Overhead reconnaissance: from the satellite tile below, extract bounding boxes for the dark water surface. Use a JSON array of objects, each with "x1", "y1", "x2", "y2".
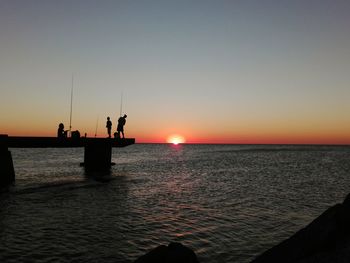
[{"x1": 1, "y1": 144, "x2": 350, "y2": 262}]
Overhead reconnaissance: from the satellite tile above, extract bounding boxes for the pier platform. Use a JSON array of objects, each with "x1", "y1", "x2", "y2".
[
  {"x1": 0, "y1": 135, "x2": 135, "y2": 187},
  {"x1": 5, "y1": 136, "x2": 135, "y2": 148}
]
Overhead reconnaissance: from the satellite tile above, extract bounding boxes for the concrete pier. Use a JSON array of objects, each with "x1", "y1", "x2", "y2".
[
  {"x1": 82, "y1": 140, "x2": 114, "y2": 170},
  {"x1": 0, "y1": 135, "x2": 135, "y2": 186},
  {"x1": 0, "y1": 135, "x2": 15, "y2": 187}
]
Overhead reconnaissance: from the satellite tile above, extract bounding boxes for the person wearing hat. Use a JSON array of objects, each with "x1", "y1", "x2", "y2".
[{"x1": 117, "y1": 114, "x2": 127, "y2": 139}]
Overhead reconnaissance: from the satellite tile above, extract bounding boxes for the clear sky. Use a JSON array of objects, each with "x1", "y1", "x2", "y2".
[{"x1": 1, "y1": 0, "x2": 349, "y2": 144}]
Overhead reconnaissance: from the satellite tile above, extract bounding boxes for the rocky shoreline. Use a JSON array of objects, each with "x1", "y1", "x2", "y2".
[
  {"x1": 252, "y1": 193, "x2": 350, "y2": 262},
  {"x1": 134, "y1": 242, "x2": 199, "y2": 263},
  {"x1": 134, "y1": 194, "x2": 350, "y2": 262}
]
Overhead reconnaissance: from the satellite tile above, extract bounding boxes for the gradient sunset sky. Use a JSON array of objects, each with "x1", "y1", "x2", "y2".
[{"x1": 1, "y1": 0, "x2": 349, "y2": 144}]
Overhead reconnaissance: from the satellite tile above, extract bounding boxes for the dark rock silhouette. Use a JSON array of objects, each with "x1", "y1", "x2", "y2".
[
  {"x1": 252, "y1": 193, "x2": 350, "y2": 263},
  {"x1": 0, "y1": 135, "x2": 15, "y2": 188},
  {"x1": 0, "y1": 150, "x2": 15, "y2": 188},
  {"x1": 134, "y1": 242, "x2": 199, "y2": 263}
]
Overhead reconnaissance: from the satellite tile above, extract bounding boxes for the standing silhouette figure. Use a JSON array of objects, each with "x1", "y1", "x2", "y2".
[
  {"x1": 117, "y1": 114, "x2": 127, "y2": 139},
  {"x1": 106, "y1": 117, "x2": 112, "y2": 138},
  {"x1": 57, "y1": 123, "x2": 66, "y2": 139}
]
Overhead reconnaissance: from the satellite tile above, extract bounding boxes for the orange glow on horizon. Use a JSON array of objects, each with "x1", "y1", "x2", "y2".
[
  {"x1": 2, "y1": 125, "x2": 350, "y2": 145},
  {"x1": 166, "y1": 134, "x2": 186, "y2": 145}
]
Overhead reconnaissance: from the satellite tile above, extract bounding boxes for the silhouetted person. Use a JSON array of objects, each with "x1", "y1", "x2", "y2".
[
  {"x1": 117, "y1": 114, "x2": 127, "y2": 139},
  {"x1": 106, "y1": 117, "x2": 112, "y2": 138},
  {"x1": 71, "y1": 130, "x2": 80, "y2": 139},
  {"x1": 57, "y1": 123, "x2": 66, "y2": 139}
]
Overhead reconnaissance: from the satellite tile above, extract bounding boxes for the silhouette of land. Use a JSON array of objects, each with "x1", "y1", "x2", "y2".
[
  {"x1": 253, "y1": 193, "x2": 350, "y2": 263},
  {"x1": 132, "y1": 194, "x2": 350, "y2": 263},
  {"x1": 135, "y1": 242, "x2": 199, "y2": 263}
]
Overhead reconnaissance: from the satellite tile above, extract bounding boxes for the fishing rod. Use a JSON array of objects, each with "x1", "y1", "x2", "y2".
[
  {"x1": 94, "y1": 115, "x2": 99, "y2": 138},
  {"x1": 69, "y1": 74, "x2": 74, "y2": 138},
  {"x1": 119, "y1": 91, "x2": 123, "y2": 117}
]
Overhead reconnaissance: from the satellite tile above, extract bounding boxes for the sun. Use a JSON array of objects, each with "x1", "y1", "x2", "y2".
[{"x1": 167, "y1": 134, "x2": 186, "y2": 145}]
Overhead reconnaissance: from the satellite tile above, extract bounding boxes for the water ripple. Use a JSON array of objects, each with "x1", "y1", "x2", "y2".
[{"x1": 1, "y1": 145, "x2": 350, "y2": 262}]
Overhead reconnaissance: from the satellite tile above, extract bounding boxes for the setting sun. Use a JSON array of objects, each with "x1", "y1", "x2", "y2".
[{"x1": 166, "y1": 135, "x2": 186, "y2": 145}]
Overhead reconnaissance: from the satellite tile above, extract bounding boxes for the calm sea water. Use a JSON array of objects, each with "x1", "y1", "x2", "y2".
[{"x1": 1, "y1": 144, "x2": 350, "y2": 262}]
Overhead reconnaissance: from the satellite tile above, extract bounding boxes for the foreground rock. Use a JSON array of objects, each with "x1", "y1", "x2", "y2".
[
  {"x1": 134, "y1": 242, "x2": 199, "y2": 263},
  {"x1": 252, "y1": 193, "x2": 350, "y2": 263}
]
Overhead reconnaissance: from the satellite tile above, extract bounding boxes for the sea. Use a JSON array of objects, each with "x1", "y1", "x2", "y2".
[{"x1": 1, "y1": 144, "x2": 350, "y2": 262}]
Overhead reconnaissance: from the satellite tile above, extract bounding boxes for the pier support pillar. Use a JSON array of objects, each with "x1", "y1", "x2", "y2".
[
  {"x1": 0, "y1": 135, "x2": 15, "y2": 187},
  {"x1": 82, "y1": 140, "x2": 115, "y2": 170}
]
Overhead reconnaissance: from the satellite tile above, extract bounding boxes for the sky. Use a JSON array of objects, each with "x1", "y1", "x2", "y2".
[{"x1": 0, "y1": 0, "x2": 349, "y2": 144}]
